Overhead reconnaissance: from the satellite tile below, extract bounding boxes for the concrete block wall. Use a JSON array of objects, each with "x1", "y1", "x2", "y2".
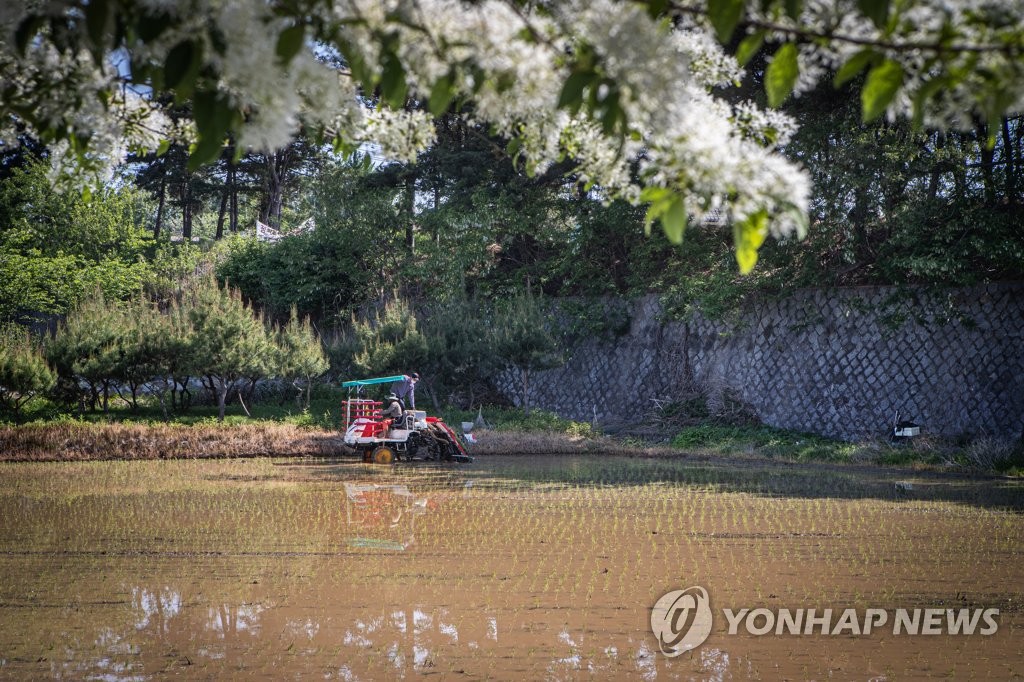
[{"x1": 493, "y1": 284, "x2": 1024, "y2": 441}]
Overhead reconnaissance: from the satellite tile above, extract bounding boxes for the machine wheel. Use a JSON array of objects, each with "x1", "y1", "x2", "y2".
[{"x1": 371, "y1": 445, "x2": 397, "y2": 464}]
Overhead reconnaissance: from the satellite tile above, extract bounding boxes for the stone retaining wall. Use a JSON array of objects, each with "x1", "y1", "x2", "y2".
[{"x1": 494, "y1": 284, "x2": 1024, "y2": 441}]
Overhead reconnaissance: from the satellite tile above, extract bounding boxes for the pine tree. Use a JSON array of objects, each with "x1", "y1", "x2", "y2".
[
  {"x1": 46, "y1": 292, "x2": 125, "y2": 412},
  {"x1": 350, "y1": 296, "x2": 428, "y2": 379},
  {"x1": 275, "y1": 305, "x2": 329, "y2": 410},
  {"x1": 0, "y1": 324, "x2": 55, "y2": 419},
  {"x1": 185, "y1": 279, "x2": 275, "y2": 421},
  {"x1": 493, "y1": 290, "x2": 564, "y2": 415}
]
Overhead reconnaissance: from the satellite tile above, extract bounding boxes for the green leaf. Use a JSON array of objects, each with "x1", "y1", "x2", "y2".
[
  {"x1": 765, "y1": 43, "x2": 799, "y2": 108},
  {"x1": 191, "y1": 90, "x2": 217, "y2": 132},
  {"x1": 833, "y1": 49, "x2": 876, "y2": 89},
  {"x1": 641, "y1": 187, "x2": 675, "y2": 237},
  {"x1": 380, "y1": 50, "x2": 407, "y2": 109},
  {"x1": 598, "y1": 91, "x2": 623, "y2": 134},
  {"x1": 856, "y1": 0, "x2": 889, "y2": 29},
  {"x1": 136, "y1": 12, "x2": 169, "y2": 42},
  {"x1": 188, "y1": 135, "x2": 223, "y2": 171},
  {"x1": 645, "y1": 0, "x2": 670, "y2": 19},
  {"x1": 276, "y1": 25, "x2": 305, "y2": 64},
  {"x1": 429, "y1": 74, "x2": 455, "y2": 116},
  {"x1": 661, "y1": 196, "x2": 688, "y2": 244},
  {"x1": 558, "y1": 70, "x2": 593, "y2": 112},
  {"x1": 784, "y1": 0, "x2": 803, "y2": 20},
  {"x1": 910, "y1": 76, "x2": 947, "y2": 129},
  {"x1": 639, "y1": 186, "x2": 672, "y2": 204},
  {"x1": 188, "y1": 90, "x2": 232, "y2": 171},
  {"x1": 861, "y1": 59, "x2": 903, "y2": 122},
  {"x1": 85, "y1": 0, "x2": 109, "y2": 51},
  {"x1": 732, "y1": 209, "x2": 769, "y2": 274},
  {"x1": 784, "y1": 203, "x2": 809, "y2": 239},
  {"x1": 339, "y1": 39, "x2": 373, "y2": 92},
  {"x1": 643, "y1": 204, "x2": 663, "y2": 237},
  {"x1": 708, "y1": 0, "x2": 746, "y2": 43},
  {"x1": 156, "y1": 139, "x2": 171, "y2": 157},
  {"x1": 209, "y1": 26, "x2": 229, "y2": 57},
  {"x1": 164, "y1": 40, "x2": 196, "y2": 89},
  {"x1": 735, "y1": 29, "x2": 765, "y2": 67}
]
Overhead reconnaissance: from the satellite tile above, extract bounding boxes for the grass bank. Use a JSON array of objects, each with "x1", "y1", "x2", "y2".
[
  {"x1": 0, "y1": 421, "x2": 347, "y2": 462},
  {"x1": 2, "y1": 399, "x2": 1020, "y2": 474}
]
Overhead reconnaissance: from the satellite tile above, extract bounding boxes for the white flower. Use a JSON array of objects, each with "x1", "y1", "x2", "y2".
[{"x1": 361, "y1": 107, "x2": 437, "y2": 164}]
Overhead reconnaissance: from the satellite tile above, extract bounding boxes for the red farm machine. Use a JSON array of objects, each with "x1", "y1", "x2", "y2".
[{"x1": 342, "y1": 376, "x2": 473, "y2": 464}]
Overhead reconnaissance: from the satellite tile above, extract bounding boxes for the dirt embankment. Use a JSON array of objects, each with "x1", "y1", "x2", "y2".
[
  {"x1": 0, "y1": 424, "x2": 618, "y2": 463},
  {"x1": 0, "y1": 423, "x2": 350, "y2": 462}
]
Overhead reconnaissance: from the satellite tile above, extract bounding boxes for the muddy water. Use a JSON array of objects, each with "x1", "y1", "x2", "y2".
[{"x1": 0, "y1": 455, "x2": 1021, "y2": 680}]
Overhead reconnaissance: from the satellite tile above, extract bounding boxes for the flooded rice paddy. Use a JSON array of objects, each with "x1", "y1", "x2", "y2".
[{"x1": 0, "y1": 454, "x2": 1021, "y2": 680}]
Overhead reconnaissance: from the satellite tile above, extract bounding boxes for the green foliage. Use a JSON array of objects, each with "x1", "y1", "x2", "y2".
[
  {"x1": 493, "y1": 289, "x2": 564, "y2": 415},
  {"x1": 275, "y1": 305, "x2": 329, "y2": 409},
  {"x1": 185, "y1": 278, "x2": 277, "y2": 420},
  {"x1": 0, "y1": 324, "x2": 56, "y2": 419},
  {"x1": 0, "y1": 161, "x2": 151, "y2": 261},
  {"x1": 44, "y1": 293, "x2": 171, "y2": 412},
  {"x1": 348, "y1": 296, "x2": 428, "y2": 379},
  {"x1": 216, "y1": 158, "x2": 405, "y2": 321},
  {"x1": 862, "y1": 59, "x2": 904, "y2": 122},
  {"x1": 557, "y1": 299, "x2": 631, "y2": 344},
  {"x1": 765, "y1": 43, "x2": 799, "y2": 108},
  {"x1": 145, "y1": 241, "x2": 207, "y2": 302},
  {"x1": 0, "y1": 161, "x2": 155, "y2": 319},
  {"x1": 444, "y1": 405, "x2": 597, "y2": 438},
  {"x1": 780, "y1": 86, "x2": 1024, "y2": 289},
  {"x1": 418, "y1": 297, "x2": 500, "y2": 409},
  {"x1": 40, "y1": 279, "x2": 330, "y2": 422},
  {"x1": 45, "y1": 292, "x2": 128, "y2": 411},
  {"x1": 671, "y1": 424, "x2": 862, "y2": 462}
]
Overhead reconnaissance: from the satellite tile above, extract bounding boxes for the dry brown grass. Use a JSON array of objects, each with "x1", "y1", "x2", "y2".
[{"x1": 0, "y1": 422, "x2": 350, "y2": 462}]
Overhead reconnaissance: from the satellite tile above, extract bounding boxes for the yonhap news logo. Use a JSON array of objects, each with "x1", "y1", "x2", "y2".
[
  {"x1": 650, "y1": 586, "x2": 714, "y2": 656},
  {"x1": 652, "y1": 586, "x2": 1000, "y2": 656}
]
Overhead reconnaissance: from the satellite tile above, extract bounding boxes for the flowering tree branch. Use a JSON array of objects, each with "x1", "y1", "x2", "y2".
[{"x1": 1, "y1": 0, "x2": 1022, "y2": 272}]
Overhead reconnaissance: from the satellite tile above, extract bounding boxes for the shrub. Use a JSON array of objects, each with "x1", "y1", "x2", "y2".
[{"x1": 0, "y1": 324, "x2": 55, "y2": 419}]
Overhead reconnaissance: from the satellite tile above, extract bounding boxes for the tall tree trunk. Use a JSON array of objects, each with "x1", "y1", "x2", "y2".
[
  {"x1": 260, "y1": 149, "x2": 290, "y2": 228},
  {"x1": 218, "y1": 379, "x2": 228, "y2": 422},
  {"x1": 404, "y1": 176, "x2": 416, "y2": 255},
  {"x1": 1003, "y1": 117, "x2": 1018, "y2": 205},
  {"x1": 154, "y1": 171, "x2": 166, "y2": 239},
  {"x1": 977, "y1": 121, "x2": 997, "y2": 203},
  {"x1": 229, "y1": 162, "x2": 239, "y2": 233},
  {"x1": 182, "y1": 177, "x2": 193, "y2": 241},
  {"x1": 216, "y1": 174, "x2": 229, "y2": 240},
  {"x1": 520, "y1": 367, "x2": 530, "y2": 416},
  {"x1": 849, "y1": 184, "x2": 871, "y2": 263},
  {"x1": 928, "y1": 132, "x2": 944, "y2": 201}
]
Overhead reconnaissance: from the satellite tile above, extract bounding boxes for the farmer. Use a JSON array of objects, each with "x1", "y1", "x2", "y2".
[
  {"x1": 382, "y1": 393, "x2": 403, "y2": 420},
  {"x1": 391, "y1": 372, "x2": 419, "y2": 410}
]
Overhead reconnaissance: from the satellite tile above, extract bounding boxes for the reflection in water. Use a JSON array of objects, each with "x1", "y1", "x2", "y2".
[
  {"x1": 206, "y1": 603, "x2": 264, "y2": 638},
  {"x1": 343, "y1": 482, "x2": 428, "y2": 551},
  {"x1": 700, "y1": 647, "x2": 732, "y2": 682},
  {"x1": 636, "y1": 640, "x2": 657, "y2": 681},
  {"x1": 131, "y1": 587, "x2": 180, "y2": 633}
]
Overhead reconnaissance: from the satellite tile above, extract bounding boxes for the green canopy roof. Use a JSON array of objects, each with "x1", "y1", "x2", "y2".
[{"x1": 341, "y1": 375, "x2": 405, "y2": 388}]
